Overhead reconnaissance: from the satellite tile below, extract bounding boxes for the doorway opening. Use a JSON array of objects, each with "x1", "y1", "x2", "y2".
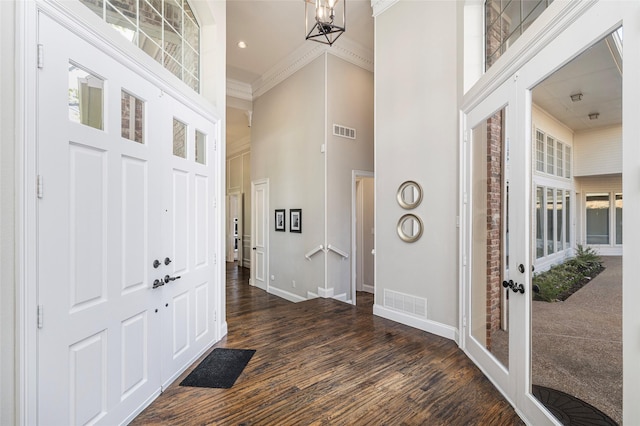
[
  {"x1": 529, "y1": 28, "x2": 623, "y2": 424},
  {"x1": 352, "y1": 171, "x2": 374, "y2": 306}
]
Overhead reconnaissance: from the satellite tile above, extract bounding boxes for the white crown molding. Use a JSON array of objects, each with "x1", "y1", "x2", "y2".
[
  {"x1": 251, "y1": 36, "x2": 374, "y2": 100},
  {"x1": 371, "y1": 0, "x2": 399, "y2": 17},
  {"x1": 226, "y1": 79, "x2": 253, "y2": 101}
]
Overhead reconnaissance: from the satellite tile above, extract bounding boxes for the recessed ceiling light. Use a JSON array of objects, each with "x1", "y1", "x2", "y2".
[
  {"x1": 589, "y1": 112, "x2": 600, "y2": 120},
  {"x1": 570, "y1": 93, "x2": 583, "y2": 102},
  {"x1": 237, "y1": 41, "x2": 247, "y2": 49}
]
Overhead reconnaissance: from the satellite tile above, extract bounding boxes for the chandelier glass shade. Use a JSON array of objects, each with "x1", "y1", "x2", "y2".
[{"x1": 304, "y1": 0, "x2": 345, "y2": 46}]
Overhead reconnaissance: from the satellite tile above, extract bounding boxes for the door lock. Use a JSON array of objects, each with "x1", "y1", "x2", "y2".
[
  {"x1": 164, "y1": 275, "x2": 181, "y2": 284},
  {"x1": 164, "y1": 257, "x2": 172, "y2": 265},
  {"x1": 153, "y1": 259, "x2": 161, "y2": 268},
  {"x1": 502, "y1": 279, "x2": 525, "y2": 294},
  {"x1": 152, "y1": 279, "x2": 164, "y2": 289}
]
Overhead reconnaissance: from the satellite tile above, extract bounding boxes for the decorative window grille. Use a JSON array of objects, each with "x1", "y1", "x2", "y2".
[
  {"x1": 80, "y1": 0, "x2": 201, "y2": 92},
  {"x1": 535, "y1": 130, "x2": 545, "y2": 172}
]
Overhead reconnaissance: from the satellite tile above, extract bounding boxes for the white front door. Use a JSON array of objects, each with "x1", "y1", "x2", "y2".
[
  {"x1": 251, "y1": 179, "x2": 268, "y2": 290},
  {"x1": 36, "y1": 12, "x2": 218, "y2": 425}
]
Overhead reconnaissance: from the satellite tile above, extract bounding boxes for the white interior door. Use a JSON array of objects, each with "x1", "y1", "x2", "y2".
[
  {"x1": 251, "y1": 179, "x2": 268, "y2": 290},
  {"x1": 36, "y1": 12, "x2": 218, "y2": 425}
]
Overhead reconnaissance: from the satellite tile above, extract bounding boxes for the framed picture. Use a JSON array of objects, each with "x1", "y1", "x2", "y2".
[
  {"x1": 290, "y1": 209, "x2": 302, "y2": 233},
  {"x1": 275, "y1": 209, "x2": 286, "y2": 231}
]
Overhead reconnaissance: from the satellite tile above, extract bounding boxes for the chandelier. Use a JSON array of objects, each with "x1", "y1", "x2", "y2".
[{"x1": 304, "y1": 0, "x2": 345, "y2": 46}]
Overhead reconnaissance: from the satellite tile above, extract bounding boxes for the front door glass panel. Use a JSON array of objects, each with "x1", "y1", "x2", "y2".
[{"x1": 470, "y1": 108, "x2": 509, "y2": 369}]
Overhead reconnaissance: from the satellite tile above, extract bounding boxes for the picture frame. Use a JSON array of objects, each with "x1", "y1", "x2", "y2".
[
  {"x1": 275, "y1": 209, "x2": 286, "y2": 232},
  {"x1": 290, "y1": 209, "x2": 302, "y2": 233}
]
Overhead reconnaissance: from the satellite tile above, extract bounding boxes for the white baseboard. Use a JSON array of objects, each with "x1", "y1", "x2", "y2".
[
  {"x1": 268, "y1": 286, "x2": 307, "y2": 303},
  {"x1": 307, "y1": 291, "x2": 318, "y2": 299},
  {"x1": 332, "y1": 293, "x2": 347, "y2": 302},
  {"x1": 362, "y1": 284, "x2": 374, "y2": 293},
  {"x1": 373, "y1": 305, "x2": 457, "y2": 341},
  {"x1": 318, "y1": 287, "x2": 334, "y2": 298}
]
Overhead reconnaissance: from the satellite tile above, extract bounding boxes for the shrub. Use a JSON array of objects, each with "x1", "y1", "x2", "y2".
[{"x1": 532, "y1": 245, "x2": 604, "y2": 302}]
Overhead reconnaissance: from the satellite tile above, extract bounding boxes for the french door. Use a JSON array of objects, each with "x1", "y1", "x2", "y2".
[
  {"x1": 462, "y1": 2, "x2": 635, "y2": 424},
  {"x1": 36, "y1": 12, "x2": 217, "y2": 425}
]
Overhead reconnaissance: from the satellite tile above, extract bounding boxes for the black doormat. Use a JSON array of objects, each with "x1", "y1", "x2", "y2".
[
  {"x1": 532, "y1": 385, "x2": 618, "y2": 425},
  {"x1": 180, "y1": 348, "x2": 256, "y2": 389}
]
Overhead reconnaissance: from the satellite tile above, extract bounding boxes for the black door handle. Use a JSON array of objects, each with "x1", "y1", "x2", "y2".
[
  {"x1": 152, "y1": 279, "x2": 164, "y2": 289},
  {"x1": 164, "y1": 275, "x2": 181, "y2": 284}
]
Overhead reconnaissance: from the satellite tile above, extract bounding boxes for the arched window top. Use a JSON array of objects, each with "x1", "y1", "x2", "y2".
[{"x1": 81, "y1": 0, "x2": 201, "y2": 92}]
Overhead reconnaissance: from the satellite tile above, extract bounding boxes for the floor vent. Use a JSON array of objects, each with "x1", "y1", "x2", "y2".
[
  {"x1": 333, "y1": 124, "x2": 356, "y2": 140},
  {"x1": 383, "y1": 289, "x2": 427, "y2": 318}
]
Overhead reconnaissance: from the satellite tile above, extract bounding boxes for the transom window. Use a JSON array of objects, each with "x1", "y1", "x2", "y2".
[
  {"x1": 485, "y1": 0, "x2": 554, "y2": 69},
  {"x1": 80, "y1": 0, "x2": 200, "y2": 92}
]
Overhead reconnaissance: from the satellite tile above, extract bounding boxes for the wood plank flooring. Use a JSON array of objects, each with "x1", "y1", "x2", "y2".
[{"x1": 131, "y1": 263, "x2": 523, "y2": 425}]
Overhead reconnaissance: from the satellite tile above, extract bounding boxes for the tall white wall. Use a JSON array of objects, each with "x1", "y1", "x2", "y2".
[
  {"x1": 1, "y1": 2, "x2": 16, "y2": 423},
  {"x1": 326, "y1": 55, "x2": 374, "y2": 298},
  {"x1": 574, "y1": 125, "x2": 622, "y2": 176},
  {"x1": 252, "y1": 56, "x2": 326, "y2": 299},
  {"x1": 374, "y1": 0, "x2": 460, "y2": 336}
]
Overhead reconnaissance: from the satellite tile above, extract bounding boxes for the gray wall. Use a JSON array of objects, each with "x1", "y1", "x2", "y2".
[
  {"x1": 251, "y1": 53, "x2": 374, "y2": 300},
  {"x1": 374, "y1": 0, "x2": 460, "y2": 330}
]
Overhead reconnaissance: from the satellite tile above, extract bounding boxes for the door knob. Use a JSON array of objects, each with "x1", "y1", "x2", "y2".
[
  {"x1": 253, "y1": 247, "x2": 257, "y2": 251},
  {"x1": 518, "y1": 264, "x2": 525, "y2": 273}
]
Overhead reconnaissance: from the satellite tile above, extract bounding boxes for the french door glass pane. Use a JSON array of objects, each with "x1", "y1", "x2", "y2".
[
  {"x1": 68, "y1": 63, "x2": 104, "y2": 130},
  {"x1": 556, "y1": 190, "x2": 563, "y2": 251},
  {"x1": 565, "y1": 191, "x2": 570, "y2": 245},
  {"x1": 471, "y1": 109, "x2": 508, "y2": 369},
  {"x1": 173, "y1": 119, "x2": 187, "y2": 158}
]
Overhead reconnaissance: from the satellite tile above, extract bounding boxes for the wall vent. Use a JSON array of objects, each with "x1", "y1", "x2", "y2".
[
  {"x1": 333, "y1": 124, "x2": 356, "y2": 140},
  {"x1": 383, "y1": 289, "x2": 427, "y2": 318}
]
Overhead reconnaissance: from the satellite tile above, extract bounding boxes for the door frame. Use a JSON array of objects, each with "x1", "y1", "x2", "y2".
[
  {"x1": 16, "y1": 1, "x2": 226, "y2": 423},
  {"x1": 351, "y1": 170, "x2": 374, "y2": 305},
  {"x1": 226, "y1": 190, "x2": 243, "y2": 265}
]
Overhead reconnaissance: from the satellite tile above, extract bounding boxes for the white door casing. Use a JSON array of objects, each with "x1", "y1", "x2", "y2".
[
  {"x1": 35, "y1": 11, "x2": 220, "y2": 425},
  {"x1": 251, "y1": 179, "x2": 268, "y2": 290}
]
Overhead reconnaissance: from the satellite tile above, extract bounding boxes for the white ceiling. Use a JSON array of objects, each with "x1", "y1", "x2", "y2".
[
  {"x1": 226, "y1": 0, "x2": 374, "y2": 86},
  {"x1": 532, "y1": 34, "x2": 622, "y2": 132}
]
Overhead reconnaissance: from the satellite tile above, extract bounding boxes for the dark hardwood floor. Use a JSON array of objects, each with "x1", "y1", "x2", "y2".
[{"x1": 131, "y1": 263, "x2": 523, "y2": 425}]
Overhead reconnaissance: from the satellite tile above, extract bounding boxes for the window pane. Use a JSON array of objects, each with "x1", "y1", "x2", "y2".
[
  {"x1": 503, "y1": 0, "x2": 521, "y2": 39},
  {"x1": 80, "y1": 0, "x2": 105, "y2": 18},
  {"x1": 616, "y1": 193, "x2": 622, "y2": 245},
  {"x1": 184, "y1": 45, "x2": 199, "y2": 76},
  {"x1": 556, "y1": 190, "x2": 563, "y2": 251},
  {"x1": 556, "y1": 141, "x2": 564, "y2": 177},
  {"x1": 164, "y1": 0, "x2": 183, "y2": 34},
  {"x1": 195, "y1": 130, "x2": 206, "y2": 164},
  {"x1": 546, "y1": 136, "x2": 555, "y2": 174},
  {"x1": 546, "y1": 188, "x2": 554, "y2": 254},
  {"x1": 536, "y1": 130, "x2": 545, "y2": 172},
  {"x1": 586, "y1": 194, "x2": 610, "y2": 244},
  {"x1": 68, "y1": 63, "x2": 104, "y2": 130},
  {"x1": 139, "y1": 32, "x2": 163, "y2": 63},
  {"x1": 184, "y1": 72, "x2": 199, "y2": 92},
  {"x1": 184, "y1": 12, "x2": 199, "y2": 51},
  {"x1": 121, "y1": 91, "x2": 145, "y2": 143},
  {"x1": 536, "y1": 187, "x2": 544, "y2": 258},
  {"x1": 164, "y1": 54, "x2": 182, "y2": 79},
  {"x1": 565, "y1": 145, "x2": 572, "y2": 178},
  {"x1": 522, "y1": 0, "x2": 546, "y2": 33},
  {"x1": 173, "y1": 119, "x2": 187, "y2": 158},
  {"x1": 164, "y1": 22, "x2": 182, "y2": 63}
]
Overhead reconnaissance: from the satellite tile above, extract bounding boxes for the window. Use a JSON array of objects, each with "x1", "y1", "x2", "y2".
[
  {"x1": 533, "y1": 128, "x2": 571, "y2": 179},
  {"x1": 121, "y1": 90, "x2": 145, "y2": 143},
  {"x1": 556, "y1": 141, "x2": 564, "y2": 177},
  {"x1": 546, "y1": 136, "x2": 555, "y2": 175},
  {"x1": 535, "y1": 185, "x2": 571, "y2": 259},
  {"x1": 536, "y1": 130, "x2": 545, "y2": 172},
  {"x1": 586, "y1": 194, "x2": 610, "y2": 244},
  {"x1": 81, "y1": 0, "x2": 200, "y2": 92},
  {"x1": 68, "y1": 63, "x2": 104, "y2": 130},
  {"x1": 485, "y1": 0, "x2": 554, "y2": 69},
  {"x1": 195, "y1": 130, "x2": 206, "y2": 164},
  {"x1": 173, "y1": 118, "x2": 187, "y2": 158},
  {"x1": 615, "y1": 193, "x2": 623, "y2": 245}
]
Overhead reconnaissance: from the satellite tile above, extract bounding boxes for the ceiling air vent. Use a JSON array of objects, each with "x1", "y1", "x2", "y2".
[{"x1": 333, "y1": 124, "x2": 356, "y2": 140}]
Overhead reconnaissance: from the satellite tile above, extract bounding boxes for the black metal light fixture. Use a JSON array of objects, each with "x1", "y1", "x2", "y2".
[{"x1": 304, "y1": 0, "x2": 345, "y2": 46}]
